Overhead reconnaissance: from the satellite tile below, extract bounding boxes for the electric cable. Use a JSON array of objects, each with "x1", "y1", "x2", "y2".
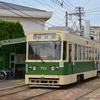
[
  {"x1": 0, "y1": 1, "x2": 51, "y2": 28},
  {"x1": 83, "y1": 0, "x2": 91, "y2": 7},
  {"x1": 0, "y1": 1, "x2": 55, "y2": 27}
]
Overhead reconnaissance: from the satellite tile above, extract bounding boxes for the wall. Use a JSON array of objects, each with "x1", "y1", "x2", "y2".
[
  {"x1": 0, "y1": 53, "x2": 10, "y2": 70},
  {"x1": 0, "y1": 16, "x2": 45, "y2": 35}
]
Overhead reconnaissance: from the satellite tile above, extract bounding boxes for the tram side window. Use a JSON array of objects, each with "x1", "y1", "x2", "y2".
[
  {"x1": 63, "y1": 41, "x2": 67, "y2": 60},
  {"x1": 97, "y1": 49, "x2": 99, "y2": 60},
  {"x1": 91, "y1": 48, "x2": 94, "y2": 61},
  {"x1": 78, "y1": 45, "x2": 81, "y2": 60},
  {"x1": 85, "y1": 46, "x2": 88, "y2": 60},
  {"x1": 89, "y1": 47, "x2": 91, "y2": 60},
  {"x1": 74, "y1": 44, "x2": 77, "y2": 60},
  {"x1": 99, "y1": 49, "x2": 100, "y2": 60},
  {"x1": 95, "y1": 48, "x2": 97, "y2": 60},
  {"x1": 82, "y1": 46, "x2": 85, "y2": 60}
]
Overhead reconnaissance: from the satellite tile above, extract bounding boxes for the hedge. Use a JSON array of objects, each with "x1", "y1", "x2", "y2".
[{"x1": 0, "y1": 19, "x2": 25, "y2": 40}]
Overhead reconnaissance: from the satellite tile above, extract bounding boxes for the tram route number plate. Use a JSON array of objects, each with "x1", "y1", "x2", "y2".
[{"x1": 34, "y1": 34, "x2": 56, "y2": 40}]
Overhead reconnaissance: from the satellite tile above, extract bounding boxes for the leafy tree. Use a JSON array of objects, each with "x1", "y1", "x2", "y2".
[{"x1": 0, "y1": 19, "x2": 25, "y2": 40}]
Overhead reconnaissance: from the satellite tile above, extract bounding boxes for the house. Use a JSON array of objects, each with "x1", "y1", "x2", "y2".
[{"x1": 0, "y1": 1, "x2": 53, "y2": 35}]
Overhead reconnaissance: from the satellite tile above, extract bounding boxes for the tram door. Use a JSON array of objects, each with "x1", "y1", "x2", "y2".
[
  {"x1": 69, "y1": 44, "x2": 72, "y2": 64},
  {"x1": 69, "y1": 43, "x2": 73, "y2": 74}
]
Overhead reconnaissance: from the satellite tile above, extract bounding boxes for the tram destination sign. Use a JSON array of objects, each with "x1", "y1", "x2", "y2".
[{"x1": 34, "y1": 34, "x2": 56, "y2": 40}]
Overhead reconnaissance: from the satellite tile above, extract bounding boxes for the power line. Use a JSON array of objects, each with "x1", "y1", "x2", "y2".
[
  {"x1": 83, "y1": 0, "x2": 91, "y2": 7},
  {"x1": 0, "y1": 1, "x2": 53, "y2": 28},
  {"x1": 7, "y1": 1, "x2": 55, "y2": 27},
  {"x1": 86, "y1": 9, "x2": 100, "y2": 14},
  {"x1": 51, "y1": 0, "x2": 73, "y2": 13},
  {"x1": 35, "y1": 0, "x2": 65, "y2": 19},
  {"x1": 65, "y1": 0, "x2": 75, "y2": 8},
  {"x1": 85, "y1": 6, "x2": 100, "y2": 12}
]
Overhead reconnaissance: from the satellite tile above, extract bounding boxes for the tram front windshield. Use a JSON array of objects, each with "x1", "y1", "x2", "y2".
[{"x1": 28, "y1": 41, "x2": 61, "y2": 60}]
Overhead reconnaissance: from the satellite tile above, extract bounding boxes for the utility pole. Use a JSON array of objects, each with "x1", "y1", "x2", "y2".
[
  {"x1": 65, "y1": 11, "x2": 68, "y2": 27},
  {"x1": 75, "y1": 7, "x2": 84, "y2": 34}
]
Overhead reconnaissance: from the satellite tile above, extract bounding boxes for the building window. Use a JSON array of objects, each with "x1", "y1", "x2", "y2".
[{"x1": 74, "y1": 44, "x2": 77, "y2": 60}]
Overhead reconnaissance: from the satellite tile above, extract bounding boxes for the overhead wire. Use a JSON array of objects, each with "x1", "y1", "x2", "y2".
[
  {"x1": 34, "y1": 0, "x2": 65, "y2": 19},
  {"x1": 62, "y1": 1, "x2": 74, "y2": 11},
  {"x1": 6, "y1": 0, "x2": 55, "y2": 27},
  {"x1": 65, "y1": 0, "x2": 75, "y2": 8},
  {"x1": 85, "y1": 6, "x2": 100, "y2": 12},
  {"x1": 83, "y1": 0, "x2": 91, "y2": 7},
  {"x1": 0, "y1": 1, "x2": 54, "y2": 28},
  {"x1": 31, "y1": 0, "x2": 69, "y2": 26}
]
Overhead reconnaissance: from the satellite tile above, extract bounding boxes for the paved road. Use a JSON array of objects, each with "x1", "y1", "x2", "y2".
[
  {"x1": 0, "y1": 77, "x2": 100, "y2": 100},
  {"x1": 0, "y1": 79, "x2": 25, "y2": 90}
]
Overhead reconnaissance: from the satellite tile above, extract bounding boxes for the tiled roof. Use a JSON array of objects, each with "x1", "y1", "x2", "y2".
[{"x1": 0, "y1": 1, "x2": 46, "y2": 12}]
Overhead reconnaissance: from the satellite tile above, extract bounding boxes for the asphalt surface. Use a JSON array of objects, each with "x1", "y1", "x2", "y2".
[{"x1": 0, "y1": 79, "x2": 25, "y2": 91}]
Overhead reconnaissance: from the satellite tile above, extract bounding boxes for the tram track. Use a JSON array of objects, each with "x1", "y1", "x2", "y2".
[
  {"x1": 23, "y1": 89, "x2": 57, "y2": 100},
  {"x1": 75, "y1": 85, "x2": 100, "y2": 100},
  {"x1": 0, "y1": 77, "x2": 100, "y2": 100},
  {"x1": 0, "y1": 86, "x2": 30, "y2": 97},
  {"x1": 0, "y1": 85, "x2": 57, "y2": 100}
]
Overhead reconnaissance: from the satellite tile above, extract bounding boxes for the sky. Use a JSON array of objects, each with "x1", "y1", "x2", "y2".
[{"x1": 0, "y1": 0, "x2": 100, "y2": 31}]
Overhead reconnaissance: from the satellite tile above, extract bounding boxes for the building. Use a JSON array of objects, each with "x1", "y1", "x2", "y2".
[
  {"x1": 48, "y1": 26, "x2": 74, "y2": 33},
  {"x1": 78, "y1": 26, "x2": 100, "y2": 36},
  {"x1": 93, "y1": 28, "x2": 100, "y2": 42},
  {"x1": 0, "y1": 1, "x2": 52, "y2": 35}
]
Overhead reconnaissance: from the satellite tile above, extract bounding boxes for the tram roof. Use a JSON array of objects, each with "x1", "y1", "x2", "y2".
[{"x1": 0, "y1": 37, "x2": 26, "y2": 52}]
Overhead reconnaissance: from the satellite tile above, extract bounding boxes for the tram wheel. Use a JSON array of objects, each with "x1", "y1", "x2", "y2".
[
  {"x1": 97, "y1": 71, "x2": 100, "y2": 77},
  {"x1": 77, "y1": 75, "x2": 81, "y2": 83}
]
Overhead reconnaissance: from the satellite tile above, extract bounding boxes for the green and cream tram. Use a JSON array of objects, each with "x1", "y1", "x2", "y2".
[{"x1": 25, "y1": 30, "x2": 100, "y2": 86}]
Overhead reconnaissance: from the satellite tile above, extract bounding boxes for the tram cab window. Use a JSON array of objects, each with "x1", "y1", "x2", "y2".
[
  {"x1": 63, "y1": 41, "x2": 67, "y2": 60},
  {"x1": 74, "y1": 44, "x2": 77, "y2": 60}
]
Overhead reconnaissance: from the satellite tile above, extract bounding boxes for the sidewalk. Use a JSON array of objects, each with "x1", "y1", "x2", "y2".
[{"x1": 0, "y1": 79, "x2": 27, "y2": 91}]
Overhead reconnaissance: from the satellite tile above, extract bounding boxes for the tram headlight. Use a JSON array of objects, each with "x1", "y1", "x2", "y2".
[
  {"x1": 33, "y1": 66, "x2": 37, "y2": 71},
  {"x1": 51, "y1": 66, "x2": 55, "y2": 71}
]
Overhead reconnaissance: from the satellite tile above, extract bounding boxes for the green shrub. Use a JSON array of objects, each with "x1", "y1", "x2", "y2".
[{"x1": 0, "y1": 19, "x2": 25, "y2": 40}]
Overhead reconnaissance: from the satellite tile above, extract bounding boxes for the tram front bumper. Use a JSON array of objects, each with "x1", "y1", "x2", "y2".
[{"x1": 25, "y1": 75, "x2": 73, "y2": 85}]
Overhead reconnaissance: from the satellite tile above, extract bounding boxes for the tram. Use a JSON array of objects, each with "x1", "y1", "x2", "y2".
[{"x1": 25, "y1": 30, "x2": 100, "y2": 87}]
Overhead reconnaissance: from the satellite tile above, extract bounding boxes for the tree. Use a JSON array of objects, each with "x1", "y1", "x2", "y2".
[{"x1": 0, "y1": 19, "x2": 25, "y2": 40}]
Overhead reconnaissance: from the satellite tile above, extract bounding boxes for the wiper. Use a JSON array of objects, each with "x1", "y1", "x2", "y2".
[{"x1": 35, "y1": 53, "x2": 44, "y2": 63}]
